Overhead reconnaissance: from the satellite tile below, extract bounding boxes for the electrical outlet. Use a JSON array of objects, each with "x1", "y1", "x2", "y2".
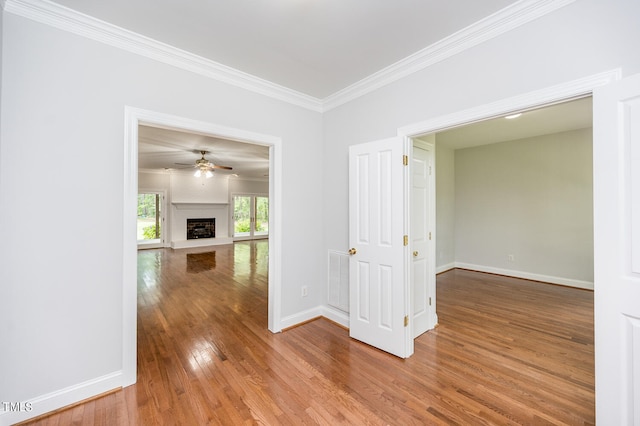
[
  {"x1": 301, "y1": 286, "x2": 308, "y2": 297},
  {"x1": 507, "y1": 254, "x2": 515, "y2": 262}
]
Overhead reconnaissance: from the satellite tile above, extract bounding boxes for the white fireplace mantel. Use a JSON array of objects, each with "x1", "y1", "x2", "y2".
[{"x1": 171, "y1": 202, "x2": 228, "y2": 209}]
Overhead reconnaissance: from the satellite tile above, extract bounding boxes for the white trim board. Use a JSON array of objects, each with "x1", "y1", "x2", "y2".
[
  {"x1": 279, "y1": 307, "x2": 323, "y2": 330},
  {"x1": 434, "y1": 263, "x2": 591, "y2": 290},
  {"x1": 279, "y1": 306, "x2": 349, "y2": 331},
  {"x1": 321, "y1": 306, "x2": 350, "y2": 329},
  {"x1": 436, "y1": 263, "x2": 456, "y2": 275},
  {"x1": 4, "y1": 0, "x2": 575, "y2": 112},
  {"x1": 0, "y1": 372, "x2": 122, "y2": 426},
  {"x1": 452, "y1": 263, "x2": 594, "y2": 290}
]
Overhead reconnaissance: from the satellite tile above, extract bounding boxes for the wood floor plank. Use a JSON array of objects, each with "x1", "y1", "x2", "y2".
[{"x1": 18, "y1": 243, "x2": 594, "y2": 425}]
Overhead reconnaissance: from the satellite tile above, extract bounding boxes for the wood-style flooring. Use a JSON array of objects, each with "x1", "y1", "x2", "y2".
[{"x1": 20, "y1": 241, "x2": 594, "y2": 425}]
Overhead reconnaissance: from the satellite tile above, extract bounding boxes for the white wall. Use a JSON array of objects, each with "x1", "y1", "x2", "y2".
[
  {"x1": 0, "y1": 8, "x2": 3, "y2": 136},
  {"x1": 229, "y1": 178, "x2": 269, "y2": 195},
  {"x1": 170, "y1": 172, "x2": 228, "y2": 204},
  {"x1": 138, "y1": 170, "x2": 170, "y2": 190},
  {"x1": 454, "y1": 128, "x2": 593, "y2": 285},
  {"x1": 0, "y1": 13, "x2": 323, "y2": 422},
  {"x1": 322, "y1": 0, "x2": 640, "y2": 286}
]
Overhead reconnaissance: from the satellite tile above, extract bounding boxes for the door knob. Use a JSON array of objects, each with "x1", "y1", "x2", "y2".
[
  {"x1": 348, "y1": 248, "x2": 357, "y2": 255},
  {"x1": 413, "y1": 251, "x2": 419, "y2": 257}
]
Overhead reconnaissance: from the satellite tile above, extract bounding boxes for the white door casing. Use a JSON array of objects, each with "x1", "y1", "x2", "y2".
[
  {"x1": 593, "y1": 72, "x2": 640, "y2": 425},
  {"x1": 348, "y1": 137, "x2": 411, "y2": 358},
  {"x1": 411, "y1": 139, "x2": 436, "y2": 338}
]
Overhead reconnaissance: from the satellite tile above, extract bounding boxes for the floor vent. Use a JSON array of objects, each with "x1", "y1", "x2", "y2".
[{"x1": 328, "y1": 250, "x2": 349, "y2": 312}]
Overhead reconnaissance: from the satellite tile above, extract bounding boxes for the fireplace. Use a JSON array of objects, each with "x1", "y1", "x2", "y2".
[{"x1": 186, "y1": 218, "x2": 215, "y2": 240}]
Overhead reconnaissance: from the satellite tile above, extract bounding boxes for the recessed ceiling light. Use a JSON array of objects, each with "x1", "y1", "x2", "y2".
[{"x1": 505, "y1": 113, "x2": 522, "y2": 119}]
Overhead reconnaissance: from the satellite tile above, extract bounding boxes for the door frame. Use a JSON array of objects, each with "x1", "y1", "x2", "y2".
[
  {"x1": 123, "y1": 107, "x2": 283, "y2": 387},
  {"x1": 397, "y1": 68, "x2": 620, "y2": 357}
]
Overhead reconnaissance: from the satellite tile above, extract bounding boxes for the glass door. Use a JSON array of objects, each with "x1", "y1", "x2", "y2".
[
  {"x1": 233, "y1": 194, "x2": 269, "y2": 240},
  {"x1": 254, "y1": 196, "x2": 269, "y2": 237},
  {"x1": 233, "y1": 195, "x2": 252, "y2": 238},
  {"x1": 137, "y1": 192, "x2": 164, "y2": 248}
]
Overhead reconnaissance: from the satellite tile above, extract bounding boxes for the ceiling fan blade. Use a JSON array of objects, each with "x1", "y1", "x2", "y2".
[
  {"x1": 212, "y1": 165, "x2": 233, "y2": 170},
  {"x1": 174, "y1": 162, "x2": 196, "y2": 167}
]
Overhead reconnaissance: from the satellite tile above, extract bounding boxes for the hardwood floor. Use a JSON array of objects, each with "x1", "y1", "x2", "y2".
[{"x1": 20, "y1": 242, "x2": 594, "y2": 425}]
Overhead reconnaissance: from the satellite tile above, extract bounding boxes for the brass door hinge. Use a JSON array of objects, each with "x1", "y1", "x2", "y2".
[
  {"x1": 403, "y1": 155, "x2": 408, "y2": 166},
  {"x1": 404, "y1": 315, "x2": 409, "y2": 327},
  {"x1": 403, "y1": 235, "x2": 408, "y2": 246}
]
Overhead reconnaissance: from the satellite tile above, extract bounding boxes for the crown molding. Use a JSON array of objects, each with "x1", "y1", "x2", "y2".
[
  {"x1": 3, "y1": 0, "x2": 324, "y2": 112},
  {"x1": 4, "y1": 0, "x2": 575, "y2": 113},
  {"x1": 322, "y1": 0, "x2": 577, "y2": 111}
]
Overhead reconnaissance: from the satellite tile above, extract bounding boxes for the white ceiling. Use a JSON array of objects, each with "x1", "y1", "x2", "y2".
[
  {"x1": 49, "y1": 0, "x2": 518, "y2": 99},
  {"x1": 138, "y1": 125, "x2": 270, "y2": 180},
  {"x1": 44, "y1": 1, "x2": 591, "y2": 177},
  {"x1": 436, "y1": 96, "x2": 593, "y2": 149}
]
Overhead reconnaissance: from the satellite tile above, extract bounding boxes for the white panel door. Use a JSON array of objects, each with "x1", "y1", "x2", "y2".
[
  {"x1": 593, "y1": 73, "x2": 640, "y2": 425},
  {"x1": 411, "y1": 143, "x2": 433, "y2": 338},
  {"x1": 348, "y1": 137, "x2": 410, "y2": 358}
]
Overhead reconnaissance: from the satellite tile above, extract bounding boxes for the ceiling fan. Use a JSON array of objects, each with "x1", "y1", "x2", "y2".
[{"x1": 175, "y1": 150, "x2": 232, "y2": 178}]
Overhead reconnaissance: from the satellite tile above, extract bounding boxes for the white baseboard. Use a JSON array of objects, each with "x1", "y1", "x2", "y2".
[
  {"x1": 170, "y1": 237, "x2": 233, "y2": 249},
  {"x1": 436, "y1": 262, "x2": 456, "y2": 274},
  {"x1": 279, "y1": 306, "x2": 349, "y2": 332},
  {"x1": 278, "y1": 262, "x2": 592, "y2": 337},
  {"x1": 321, "y1": 305, "x2": 349, "y2": 328},
  {"x1": 454, "y1": 262, "x2": 594, "y2": 290},
  {"x1": 279, "y1": 307, "x2": 323, "y2": 330},
  {"x1": 0, "y1": 371, "x2": 124, "y2": 426}
]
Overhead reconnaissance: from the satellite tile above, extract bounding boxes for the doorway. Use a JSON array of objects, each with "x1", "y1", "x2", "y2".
[
  {"x1": 123, "y1": 107, "x2": 284, "y2": 387},
  {"x1": 344, "y1": 70, "x2": 618, "y2": 359},
  {"x1": 418, "y1": 96, "x2": 594, "y2": 287}
]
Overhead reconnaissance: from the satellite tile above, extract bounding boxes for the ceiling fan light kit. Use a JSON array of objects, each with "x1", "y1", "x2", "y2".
[
  {"x1": 194, "y1": 168, "x2": 214, "y2": 178},
  {"x1": 176, "y1": 150, "x2": 233, "y2": 178}
]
